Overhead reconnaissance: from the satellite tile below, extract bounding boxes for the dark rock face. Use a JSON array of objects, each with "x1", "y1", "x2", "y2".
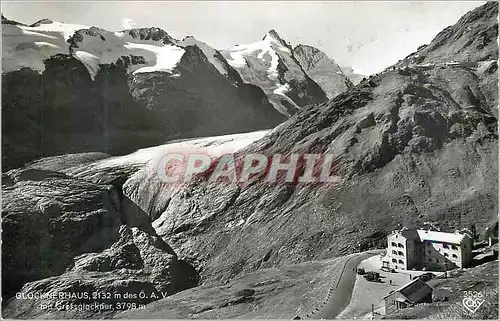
[
  {"x1": 293, "y1": 44, "x2": 353, "y2": 99},
  {"x1": 120, "y1": 2, "x2": 498, "y2": 285},
  {"x1": 1, "y1": 168, "x2": 122, "y2": 298},
  {"x1": 178, "y1": 36, "x2": 244, "y2": 86},
  {"x1": 29, "y1": 18, "x2": 54, "y2": 27},
  {"x1": 130, "y1": 45, "x2": 285, "y2": 138},
  {"x1": 126, "y1": 27, "x2": 175, "y2": 44},
  {"x1": 3, "y1": 225, "x2": 198, "y2": 319},
  {"x1": 1, "y1": 54, "x2": 164, "y2": 170},
  {"x1": 1, "y1": 166, "x2": 198, "y2": 318}
]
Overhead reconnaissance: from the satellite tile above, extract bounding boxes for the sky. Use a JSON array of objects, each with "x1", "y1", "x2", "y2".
[{"x1": 2, "y1": 1, "x2": 484, "y2": 75}]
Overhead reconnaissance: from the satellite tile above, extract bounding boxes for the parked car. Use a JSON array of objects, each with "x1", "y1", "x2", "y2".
[
  {"x1": 357, "y1": 268, "x2": 366, "y2": 275},
  {"x1": 418, "y1": 272, "x2": 435, "y2": 282},
  {"x1": 364, "y1": 271, "x2": 381, "y2": 282}
]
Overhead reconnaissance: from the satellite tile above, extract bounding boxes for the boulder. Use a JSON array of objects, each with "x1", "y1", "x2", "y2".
[{"x1": 3, "y1": 226, "x2": 198, "y2": 319}]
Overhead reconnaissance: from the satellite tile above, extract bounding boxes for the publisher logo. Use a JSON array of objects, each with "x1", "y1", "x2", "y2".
[{"x1": 462, "y1": 291, "x2": 485, "y2": 314}]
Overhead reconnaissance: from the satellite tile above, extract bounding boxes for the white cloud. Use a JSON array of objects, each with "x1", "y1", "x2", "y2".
[{"x1": 121, "y1": 18, "x2": 136, "y2": 30}]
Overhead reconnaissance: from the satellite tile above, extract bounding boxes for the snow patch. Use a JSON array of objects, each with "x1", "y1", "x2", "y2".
[
  {"x1": 124, "y1": 43, "x2": 185, "y2": 74},
  {"x1": 74, "y1": 50, "x2": 100, "y2": 75},
  {"x1": 33, "y1": 41, "x2": 61, "y2": 49},
  {"x1": 273, "y1": 83, "x2": 291, "y2": 95},
  {"x1": 20, "y1": 29, "x2": 58, "y2": 39}
]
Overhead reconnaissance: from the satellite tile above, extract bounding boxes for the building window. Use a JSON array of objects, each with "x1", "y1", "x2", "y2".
[
  {"x1": 452, "y1": 245, "x2": 458, "y2": 250},
  {"x1": 391, "y1": 242, "x2": 397, "y2": 247},
  {"x1": 444, "y1": 253, "x2": 449, "y2": 257},
  {"x1": 443, "y1": 244, "x2": 449, "y2": 249},
  {"x1": 398, "y1": 243, "x2": 404, "y2": 248},
  {"x1": 392, "y1": 258, "x2": 397, "y2": 263},
  {"x1": 452, "y1": 254, "x2": 458, "y2": 258},
  {"x1": 427, "y1": 250, "x2": 431, "y2": 254},
  {"x1": 398, "y1": 259, "x2": 404, "y2": 264},
  {"x1": 392, "y1": 250, "x2": 397, "y2": 255},
  {"x1": 398, "y1": 251, "x2": 404, "y2": 256}
]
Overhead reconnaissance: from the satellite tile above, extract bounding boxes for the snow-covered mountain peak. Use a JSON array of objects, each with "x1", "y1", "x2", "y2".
[
  {"x1": 221, "y1": 31, "x2": 328, "y2": 116},
  {"x1": 263, "y1": 29, "x2": 280, "y2": 40},
  {"x1": 222, "y1": 30, "x2": 291, "y2": 71},
  {"x1": 2, "y1": 19, "x2": 92, "y2": 73},
  {"x1": 262, "y1": 29, "x2": 290, "y2": 49}
]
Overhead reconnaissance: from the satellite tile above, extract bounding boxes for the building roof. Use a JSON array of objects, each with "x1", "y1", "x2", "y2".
[
  {"x1": 417, "y1": 230, "x2": 467, "y2": 244},
  {"x1": 382, "y1": 278, "x2": 433, "y2": 303},
  {"x1": 401, "y1": 229, "x2": 420, "y2": 240},
  {"x1": 390, "y1": 228, "x2": 471, "y2": 244}
]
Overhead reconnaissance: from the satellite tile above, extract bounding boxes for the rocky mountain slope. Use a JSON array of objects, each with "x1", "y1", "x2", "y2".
[
  {"x1": 1, "y1": 165, "x2": 199, "y2": 318},
  {"x1": 1, "y1": 131, "x2": 265, "y2": 318},
  {"x1": 400, "y1": 2, "x2": 498, "y2": 67},
  {"x1": 2, "y1": 18, "x2": 286, "y2": 170},
  {"x1": 221, "y1": 30, "x2": 339, "y2": 115},
  {"x1": 293, "y1": 44, "x2": 353, "y2": 99},
  {"x1": 113, "y1": 1, "x2": 497, "y2": 285}
]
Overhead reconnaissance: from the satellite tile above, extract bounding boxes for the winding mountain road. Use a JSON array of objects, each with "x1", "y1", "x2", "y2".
[{"x1": 309, "y1": 250, "x2": 383, "y2": 319}]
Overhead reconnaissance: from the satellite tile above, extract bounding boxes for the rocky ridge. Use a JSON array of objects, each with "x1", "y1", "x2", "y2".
[
  {"x1": 293, "y1": 44, "x2": 354, "y2": 99},
  {"x1": 221, "y1": 30, "x2": 340, "y2": 115},
  {"x1": 2, "y1": 164, "x2": 198, "y2": 318}
]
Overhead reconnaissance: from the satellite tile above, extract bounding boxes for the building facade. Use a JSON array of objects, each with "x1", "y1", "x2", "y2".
[
  {"x1": 383, "y1": 278, "x2": 433, "y2": 313},
  {"x1": 383, "y1": 228, "x2": 473, "y2": 271}
]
